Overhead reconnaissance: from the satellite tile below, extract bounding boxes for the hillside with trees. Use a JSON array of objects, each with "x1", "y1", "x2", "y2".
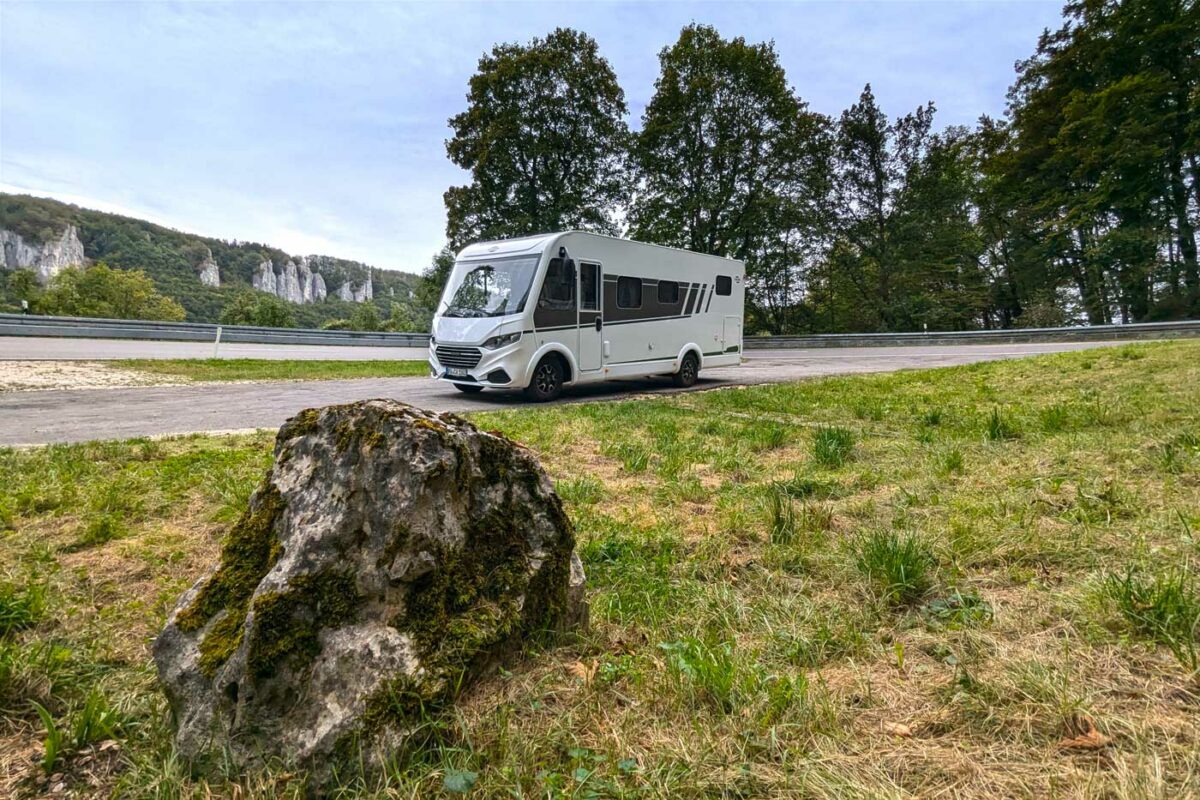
[
  {"x1": 0, "y1": 193, "x2": 425, "y2": 330},
  {"x1": 434, "y1": 1, "x2": 1198, "y2": 333}
]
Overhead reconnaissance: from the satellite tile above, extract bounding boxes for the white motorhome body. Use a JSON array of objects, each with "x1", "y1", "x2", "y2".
[{"x1": 429, "y1": 232, "x2": 744, "y2": 400}]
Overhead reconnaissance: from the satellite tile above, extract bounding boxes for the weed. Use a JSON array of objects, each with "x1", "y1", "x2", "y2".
[
  {"x1": 556, "y1": 476, "x2": 604, "y2": 506},
  {"x1": 658, "y1": 638, "x2": 740, "y2": 713},
  {"x1": 31, "y1": 700, "x2": 64, "y2": 773},
  {"x1": 768, "y1": 491, "x2": 797, "y2": 545},
  {"x1": 812, "y1": 426, "x2": 854, "y2": 468},
  {"x1": 921, "y1": 590, "x2": 994, "y2": 629},
  {"x1": 750, "y1": 422, "x2": 789, "y2": 452},
  {"x1": 985, "y1": 408, "x2": 1018, "y2": 441},
  {"x1": 1103, "y1": 566, "x2": 1199, "y2": 671},
  {"x1": 855, "y1": 531, "x2": 937, "y2": 605},
  {"x1": 0, "y1": 577, "x2": 47, "y2": 636},
  {"x1": 940, "y1": 448, "x2": 965, "y2": 475},
  {"x1": 74, "y1": 513, "x2": 130, "y2": 549}
]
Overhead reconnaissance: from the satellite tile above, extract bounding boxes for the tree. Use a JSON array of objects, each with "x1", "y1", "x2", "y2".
[
  {"x1": 630, "y1": 24, "x2": 832, "y2": 333},
  {"x1": 414, "y1": 246, "x2": 456, "y2": 319},
  {"x1": 219, "y1": 289, "x2": 296, "y2": 328},
  {"x1": 347, "y1": 302, "x2": 383, "y2": 332},
  {"x1": 36, "y1": 263, "x2": 187, "y2": 321},
  {"x1": 444, "y1": 28, "x2": 630, "y2": 247},
  {"x1": 1003, "y1": 0, "x2": 1199, "y2": 322}
]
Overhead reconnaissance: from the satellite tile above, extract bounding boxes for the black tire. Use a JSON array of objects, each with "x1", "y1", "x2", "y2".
[
  {"x1": 453, "y1": 383, "x2": 485, "y2": 394},
  {"x1": 524, "y1": 355, "x2": 564, "y2": 402},
  {"x1": 672, "y1": 352, "x2": 700, "y2": 388}
]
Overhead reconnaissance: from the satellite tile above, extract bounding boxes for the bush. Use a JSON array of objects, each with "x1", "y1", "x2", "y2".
[
  {"x1": 35, "y1": 263, "x2": 186, "y2": 322},
  {"x1": 219, "y1": 289, "x2": 296, "y2": 328}
]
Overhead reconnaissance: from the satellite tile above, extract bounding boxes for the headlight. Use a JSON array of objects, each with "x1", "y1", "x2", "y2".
[{"x1": 482, "y1": 332, "x2": 521, "y2": 349}]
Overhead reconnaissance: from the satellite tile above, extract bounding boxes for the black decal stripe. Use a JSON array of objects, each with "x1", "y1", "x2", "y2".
[
  {"x1": 702, "y1": 350, "x2": 723, "y2": 356},
  {"x1": 682, "y1": 283, "x2": 697, "y2": 315},
  {"x1": 693, "y1": 285, "x2": 707, "y2": 315},
  {"x1": 705, "y1": 290, "x2": 714, "y2": 313},
  {"x1": 607, "y1": 356, "x2": 678, "y2": 365},
  {"x1": 604, "y1": 314, "x2": 693, "y2": 326}
]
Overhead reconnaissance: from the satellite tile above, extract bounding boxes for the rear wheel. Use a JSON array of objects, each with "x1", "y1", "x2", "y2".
[
  {"x1": 524, "y1": 356, "x2": 564, "y2": 402},
  {"x1": 453, "y1": 383, "x2": 485, "y2": 394},
  {"x1": 672, "y1": 352, "x2": 700, "y2": 388}
]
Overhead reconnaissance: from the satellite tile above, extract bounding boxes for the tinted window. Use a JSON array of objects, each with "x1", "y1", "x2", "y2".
[
  {"x1": 580, "y1": 262, "x2": 600, "y2": 311},
  {"x1": 715, "y1": 275, "x2": 732, "y2": 296},
  {"x1": 657, "y1": 280, "x2": 680, "y2": 304},
  {"x1": 540, "y1": 258, "x2": 575, "y2": 309},
  {"x1": 616, "y1": 276, "x2": 642, "y2": 309}
]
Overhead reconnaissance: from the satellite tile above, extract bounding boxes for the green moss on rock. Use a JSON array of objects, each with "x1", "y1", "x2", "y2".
[
  {"x1": 247, "y1": 570, "x2": 361, "y2": 677},
  {"x1": 176, "y1": 483, "x2": 286, "y2": 677}
]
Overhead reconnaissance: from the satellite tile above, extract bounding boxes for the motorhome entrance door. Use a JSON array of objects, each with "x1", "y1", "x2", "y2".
[{"x1": 578, "y1": 262, "x2": 603, "y2": 372}]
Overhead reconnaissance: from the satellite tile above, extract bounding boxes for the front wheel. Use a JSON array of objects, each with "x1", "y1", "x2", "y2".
[
  {"x1": 453, "y1": 383, "x2": 485, "y2": 394},
  {"x1": 524, "y1": 356, "x2": 564, "y2": 402},
  {"x1": 672, "y1": 352, "x2": 699, "y2": 388}
]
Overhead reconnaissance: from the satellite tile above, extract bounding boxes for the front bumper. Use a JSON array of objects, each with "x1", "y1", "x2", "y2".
[{"x1": 428, "y1": 340, "x2": 527, "y2": 387}]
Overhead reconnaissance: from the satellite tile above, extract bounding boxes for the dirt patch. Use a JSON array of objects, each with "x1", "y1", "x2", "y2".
[{"x1": 0, "y1": 361, "x2": 186, "y2": 392}]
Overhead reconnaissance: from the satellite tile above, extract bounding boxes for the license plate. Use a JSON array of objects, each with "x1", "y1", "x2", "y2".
[{"x1": 446, "y1": 367, "x2": 468, "y2": 378}]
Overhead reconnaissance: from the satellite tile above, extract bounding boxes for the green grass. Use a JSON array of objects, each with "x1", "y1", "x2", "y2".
[
  {"x1": 114, "y1": 358, "x2": 430, "y2": 383},
  {"x1": 2, "y1": 341, "x2": 1200, "y2": 797}
]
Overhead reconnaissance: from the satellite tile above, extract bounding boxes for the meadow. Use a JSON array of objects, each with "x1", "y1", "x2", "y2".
[
  {"x1": 114, "y1": 359, "x2": 430, "y2": 383},
  {"x1": 2, "y1": 341, "x2": 1198, "y2": 798}
]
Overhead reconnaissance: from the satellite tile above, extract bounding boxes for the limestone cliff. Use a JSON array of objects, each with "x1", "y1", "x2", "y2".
[
  {"x1": 252, "y1": 258, "x2": 329, "y2": 304},
  {"x1": 0, "y1": 225, "x2": 86, "y2": 283},
  {"x1": 197, "y1": 248, "x2": 221, "y2": 288}
]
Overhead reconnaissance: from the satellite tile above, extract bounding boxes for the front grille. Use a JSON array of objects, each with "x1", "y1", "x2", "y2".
[{"x1": 435, "y1": 345, "x2": 482, "y2": 369}]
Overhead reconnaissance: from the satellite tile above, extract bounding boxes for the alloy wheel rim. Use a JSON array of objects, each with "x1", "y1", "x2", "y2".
[{"x1": 536, "y1": 364, "x2": 556, "y2": 393}]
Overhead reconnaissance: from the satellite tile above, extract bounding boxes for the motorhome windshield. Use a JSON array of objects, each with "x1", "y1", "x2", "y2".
[{"x1": 441, "y1": 256, "x2": 539, "y2": 318}]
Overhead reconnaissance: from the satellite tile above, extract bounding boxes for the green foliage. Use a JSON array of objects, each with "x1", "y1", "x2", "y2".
[
  {"x1": 35, "y1": 263, "x2": 186, "y2": 321},
  {"x1": 812, "y1": 426, "x2": 854, "y2": 468},
  {"x1": 1104, "y1": 566, "x2": 1199, "y2": 672},
  {"x1": 444, "y1": 28, "x2": 629, "y2": 247},
  {"x1": 219, "y1": 289, "x2": 296, "y2": 328},
  {"x1": 855, "y1": 530, "x2": 937, "y2": 605},
  {"x1": 347, "y1": 301, "x2": 383, "y2": 331},
  {"x1": 0, "y1": 577, "x2": 47, "y2": 637}
]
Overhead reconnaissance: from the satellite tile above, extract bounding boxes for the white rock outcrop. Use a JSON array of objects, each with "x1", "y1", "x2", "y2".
[
  {"x1": 0, "y1": 225, "x2": 86, "y2": 283},
  {"x1": 252, "y1": 257, "x2": 329, "y2": 303},
  {"x1": 336, "y1": 274, "x2": 374, "y2": 303},
  {"x1": 197, "y1": 248, "x2": 220, "y2": 288}
]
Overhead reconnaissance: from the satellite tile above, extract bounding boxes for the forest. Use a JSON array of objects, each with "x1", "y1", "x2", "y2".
[{"x1": 436, "y1": 0, "x2": 1199, "y2": 333}]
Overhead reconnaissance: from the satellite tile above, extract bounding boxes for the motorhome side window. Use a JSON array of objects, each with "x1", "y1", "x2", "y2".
[
  {"x1": 617, "y1": 276, "x2": 642, "y2": 308},
  {"x1": 715, "y1": 275, "x2": 733, "y2": 296},
  {"x1": 540, "y1": 258, "x2": 575, "y2": 310},
  {"x1": 657, "y1": 280, "x2": 680, "y2": 304}
]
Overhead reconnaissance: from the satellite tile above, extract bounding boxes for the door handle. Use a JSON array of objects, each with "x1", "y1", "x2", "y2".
[{"x1": 595, "y1": 316, "x2": 603, "y2": 331}]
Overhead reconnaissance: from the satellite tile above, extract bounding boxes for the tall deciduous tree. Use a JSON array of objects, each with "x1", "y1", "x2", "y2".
[
  {"x1": 630, "y1": 24, "x2": 832, "y2": 334},
  {"x1": 37, "y1": 264, "x2": 187, "y2": 322},
  {"x1": 444, "y1": 28, "x2": 630, "y2": 247}
]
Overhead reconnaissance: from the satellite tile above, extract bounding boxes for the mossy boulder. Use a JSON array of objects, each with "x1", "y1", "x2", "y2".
[{"x1": 153, "y1": 400, "x2": 586, "y2": 771}]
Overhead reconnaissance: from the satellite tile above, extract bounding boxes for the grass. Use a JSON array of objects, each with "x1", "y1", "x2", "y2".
[
  {"x1": 114, "y1": 358, "x2": 430, "y2": 383},
  {"x1": 2, "y1": 340, "x2": 1200, "y2": 797}
]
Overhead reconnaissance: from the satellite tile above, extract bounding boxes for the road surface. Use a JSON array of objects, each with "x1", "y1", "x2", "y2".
[
  {"x1": 0, "y1": 341, "x2": 1127, "y2": 446},
  {"x1": 0, "y1": 336, "x2": 429, "y2": 361}
]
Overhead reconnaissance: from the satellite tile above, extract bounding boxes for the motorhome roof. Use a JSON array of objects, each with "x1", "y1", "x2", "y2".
[{"x1": 456, "y1": 231, "x2": 744, "y2": 266}]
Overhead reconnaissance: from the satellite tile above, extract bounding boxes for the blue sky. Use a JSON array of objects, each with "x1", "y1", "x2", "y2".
[{"x1": 1, "y1": 1, "x2": 1064, "y2": 273}]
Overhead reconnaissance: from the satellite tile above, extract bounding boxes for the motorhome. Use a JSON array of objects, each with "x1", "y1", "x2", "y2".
[{"x1": 428, "y1": 231, "x2": 745, "y2": 401}]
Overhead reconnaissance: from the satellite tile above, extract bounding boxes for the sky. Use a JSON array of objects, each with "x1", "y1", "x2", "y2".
[{"x1": 0, "y1": 1, "x2": 1065, "y2": 273}]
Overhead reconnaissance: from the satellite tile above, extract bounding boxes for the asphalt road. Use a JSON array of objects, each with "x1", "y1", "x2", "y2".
[
  {"x1": 0, "y1": 336, "x2": 430, "y2": 361},
  {"x1": 0, "y1": 341, "x2": 1126, "y2": 446}
]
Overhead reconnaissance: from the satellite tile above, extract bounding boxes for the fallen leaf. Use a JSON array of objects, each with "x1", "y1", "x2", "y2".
[
  {"x1": 1058, "y1": 716, "x2": 1111, "y2": 751},
  {"x1": 567, "y1": 660, "x2": 597, "y2": 684},
  {"x1": 882, "y1": 721, "x2": 913, "y2": 738}
]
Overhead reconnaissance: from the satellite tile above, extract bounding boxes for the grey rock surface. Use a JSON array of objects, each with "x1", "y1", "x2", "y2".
[
  {"x1": 252, "y1": 257, "x2": 332, "y2": 303},
  {"x1": 153, "y1": 399, "x2": 586, "y2": 770},
  {"x1": 0, "y1": 225, "x2": 86, "y2": 283},
  {"x1": 196, "y1": 248, "x2": 220, "y2": 288}
]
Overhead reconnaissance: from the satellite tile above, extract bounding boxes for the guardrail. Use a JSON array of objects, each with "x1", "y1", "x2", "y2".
[
  {"x1": 2, "y1": 313, "x2": 1197, "y2": 351},
  {"x1": 745, "y1": 319, "x2": 1200, "y2": 348},
  {"x1": 0, "y1": 313, "x2": 431, "y2": 348}
]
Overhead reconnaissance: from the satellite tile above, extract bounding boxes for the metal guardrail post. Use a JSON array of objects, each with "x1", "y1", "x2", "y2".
[{"x1": 213, "y1": 326, "x2": 223, "y2": 358}]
